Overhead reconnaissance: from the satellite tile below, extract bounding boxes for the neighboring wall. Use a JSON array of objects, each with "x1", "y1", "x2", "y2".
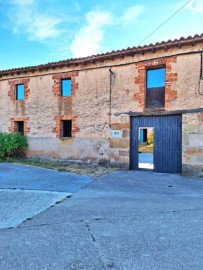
[
  {"x1": 182, "y1": 112, "x2": 203, "y2": 176},
  {"x1": 0, "y1": 42, "x2": 203, "y2": 175}
]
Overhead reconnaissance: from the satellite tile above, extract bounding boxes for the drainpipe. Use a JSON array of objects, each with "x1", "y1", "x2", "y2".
[
  {"x1": 109, "y1": 68, "x2": 114, "y2": 127},
  {"x1": 200, "y1": 52, "x2": 203, "y2": 79},
  {"x1": 199, "y1": 52, "x2": 203, "y2": 95}
]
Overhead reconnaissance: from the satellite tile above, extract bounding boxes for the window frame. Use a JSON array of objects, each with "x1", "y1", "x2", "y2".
[
  {"x1": 61, "y1": 120, "x2": 72, "y2": 138},
  {"x1": 16, "y1": 84, "x2": 25, "y2": 100},
  {"x1": 15, "y1": 121, "x2": 24, "y2": 135},
  {"x1": 145, "y1": 66, "x2": 166, "y2": 109},
  {"x1": 61, "y1": 78, "x2": 72, "y2": 97}
]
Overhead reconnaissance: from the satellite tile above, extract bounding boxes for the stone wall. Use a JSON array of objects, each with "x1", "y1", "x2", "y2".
[
  {"x1": 0, "y1": 43, "x2": 203, "y2": 175},
  {"x1": 182, "y1": 112, "x2": 203, "y2": 176}
]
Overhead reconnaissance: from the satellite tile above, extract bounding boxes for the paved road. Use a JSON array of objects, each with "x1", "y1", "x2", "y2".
[
  {"x1": 0, "y1": 163, "x2": 92, "y2": 192},
  {"x1": 0, "y1": 163, "x2": 92, "y2": 229},
  {"x1": 0, "y1": 164, "x2": 203, "y2": 270}
]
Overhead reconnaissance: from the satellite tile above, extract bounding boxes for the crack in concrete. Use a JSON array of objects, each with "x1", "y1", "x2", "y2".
[
  {"x1": 0, "y1": 189, "x2": 72, "y2": 230},
  {"x1": 84, "y1": 220, "x2": 116, "y2": 270},
  {"x1": 2, "y1": 205, "x2": 202, "y2": 230}
]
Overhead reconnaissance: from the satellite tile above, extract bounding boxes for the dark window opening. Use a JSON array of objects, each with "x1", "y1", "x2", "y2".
[
  {"x1": 145, "y1": 67, "x2": 165, "y2": 108},
  {"x1": 16, "y1": 121, "x2": 24, "y2": 135},
  {"x1": 139, "y1": 128, "x2": 148, "y2": 143},
  {"x1": 62, "y1": 120, "x2": 72, "y2": 138},
  {"x1": 16, "y1": 84, "x2": 24, "y2": 100},
  {"x1": 61, "y1": 79, "x2": 71, "y2": 96}
]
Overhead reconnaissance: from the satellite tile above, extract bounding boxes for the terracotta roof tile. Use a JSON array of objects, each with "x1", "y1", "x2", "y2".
[{"x1": 0, "y1": 33, "x2": 203, "y2": 76}]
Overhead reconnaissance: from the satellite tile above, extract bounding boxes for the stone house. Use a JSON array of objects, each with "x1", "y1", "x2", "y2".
[{"x1": 0, "y1": 34, "x2": 203, "y2": 176}]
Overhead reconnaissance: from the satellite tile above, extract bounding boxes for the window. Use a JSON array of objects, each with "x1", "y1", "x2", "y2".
[
  {"x1": 145, "y1": 67, "x2": 165, "y2": 108},
  {"x1": 61, "y1": 79, "x2": 71, "y2": 96},
  {"x1": 62, "y1": 120, "x2": 72, "y2": 138},
  {"x1": 16, "y1": 121, "x2": 24, "y2": 135},
  {"x1": 16, "y1": 84, "x2": 24, "y2": 100}
]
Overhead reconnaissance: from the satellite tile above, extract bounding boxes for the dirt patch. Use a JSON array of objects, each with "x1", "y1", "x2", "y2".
[
  {"x1": 6, "y1": 159, "x2": 119, "y2": 178},
  {"x1": 139, "y1": 143, "x2": 153, "y2": 153}
]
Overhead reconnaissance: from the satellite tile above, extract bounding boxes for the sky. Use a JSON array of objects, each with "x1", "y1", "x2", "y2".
[{"x1": 0, "y1": 0, "x2": 203, "y2": 70}]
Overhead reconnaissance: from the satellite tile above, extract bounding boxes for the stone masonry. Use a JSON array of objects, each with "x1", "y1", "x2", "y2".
[{"x1": 0, "y1": 34, "x2": 203, "y2": 176}]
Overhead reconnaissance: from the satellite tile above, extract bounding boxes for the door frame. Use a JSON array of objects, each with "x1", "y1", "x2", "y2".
[{"x1": 130, "y1": 114, "x2": 182, "y2": 173}]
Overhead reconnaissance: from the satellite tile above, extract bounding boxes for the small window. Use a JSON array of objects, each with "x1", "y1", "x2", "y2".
[
  {"x1": 62, "y1": 120, "x2": 72, "y2": 138},
  {"x1": 16, "y1": 84, "x2": 24, "y2": 100},
  {"x1": 16, "y1": 121, "x2": 24, "y2": 135},
  {"x1": 61, "y1": 79, "x2": 71, "y2": 96},
  {"x1": 145, "y1": 67, "x2": 165, "y2": 108}
]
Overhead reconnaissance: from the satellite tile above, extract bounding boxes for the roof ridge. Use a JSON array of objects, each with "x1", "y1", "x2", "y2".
[{"x1": 1, "y1": 33, "x2": 203, "y2": 76}]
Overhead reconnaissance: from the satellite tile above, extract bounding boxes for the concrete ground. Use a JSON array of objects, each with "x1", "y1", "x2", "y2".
[
  {"x1": 0, "y1": 163, "x2": 92, "y2": 229},
  {"x1": 0, "y1": 163, "x2": 203, "y2": 270}
]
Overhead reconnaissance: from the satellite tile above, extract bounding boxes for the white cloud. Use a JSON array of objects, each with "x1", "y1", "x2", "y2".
[
  {"x1": 9, "y1": 0, "x2": 64, "y2": 41},
  {"x1": 14, "y1": 14, "x2": 63, "y2": 41},
  {"x1": 122, "y1": 5, "x2": 144, "y2": 23},
  {"x1": 7, "y1": 1, "x2": 145, "y2": 59},
  {"x1": 187, "y1": 0, "x2": 203, "y2": 13},
  {"x1": 70, "y1": 9, "x2": 113, "y2": 58},
  {"x1": 31, "y1": 16, "x2": 63, "y2": 40}
]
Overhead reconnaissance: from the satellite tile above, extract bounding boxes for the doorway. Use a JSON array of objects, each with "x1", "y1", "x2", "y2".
[
  {"x1": 138, "y1": 127, "x2": 154, "y2": 169},
  {"x1": 130, "y1": 114, "x2": 182, "y2": 173}
]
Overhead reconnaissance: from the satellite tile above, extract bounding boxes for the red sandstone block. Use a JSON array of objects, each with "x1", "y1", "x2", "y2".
[{"x1": 134, "y1": 78, "x2": 139, "y2": 84}]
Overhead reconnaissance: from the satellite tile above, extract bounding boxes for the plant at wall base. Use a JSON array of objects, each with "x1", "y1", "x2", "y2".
[
  {"x1": 0, "y1": 133, "x2": 7, "y2": 158},
  {"x1": 0, "y1": 133, "x2": 27, "y2": 159}
]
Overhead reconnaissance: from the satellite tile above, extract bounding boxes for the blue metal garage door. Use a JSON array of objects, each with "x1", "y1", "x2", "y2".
[{"x1": 130, "y1": 114, "x2": 182, "y2": 173}]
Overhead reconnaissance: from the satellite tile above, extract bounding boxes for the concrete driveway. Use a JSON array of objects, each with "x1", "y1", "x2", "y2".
[{"x1": 0, "y1": 163, "x2": 203, "y2": 270}]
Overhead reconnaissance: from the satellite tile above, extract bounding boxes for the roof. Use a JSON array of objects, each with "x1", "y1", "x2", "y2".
[{"x1": 1, "y1": 33, "x2": 203, "y2": 77}]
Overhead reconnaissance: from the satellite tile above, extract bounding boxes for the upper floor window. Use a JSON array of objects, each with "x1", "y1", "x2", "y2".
[
  {"x1": 16, "y1": 84, "x2": 24, "y2": 100},
  {"x1": 145, "y1": 67, "x2": 165, "y2": 108},
  {"x1": 61, "y1": 79, "x2": 71, "y2": 96}
]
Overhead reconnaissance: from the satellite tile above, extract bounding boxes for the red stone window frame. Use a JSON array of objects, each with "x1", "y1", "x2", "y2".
[
  {"x1": 134, "y1": 57, "x2": 177, "y2": 109},
  {"x1": 8, "y1": 79, "x2": 30, "y2": 101},
  {"x1": 52, "y1": 71, "x2": 79, "y2": 97},
  {"x1": 8, "y1": 116, "x2": 30, "y2": 135},
  {"x1": 52, "y1": 115, "x2": 80, "y2": 138}
]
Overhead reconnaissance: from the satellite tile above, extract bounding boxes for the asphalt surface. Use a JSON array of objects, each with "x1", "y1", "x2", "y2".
[
  {"x1": 0, "y1": 163, "x2": 92, "y2": 192},
  {"x1": 0, "y1": 189, "x2": 71, "y2": 229},
  {"x1": 0, "y1": 163, "x2": 203, "y2": 270},
  {"x1": 0, "y1": 163, "x2": 91, "y2": 229}
]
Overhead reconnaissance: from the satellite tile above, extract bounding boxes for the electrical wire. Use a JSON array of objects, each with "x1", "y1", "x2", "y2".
[{"x1": 139, "y1": 0, "x2": 193, "y2": 45}]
